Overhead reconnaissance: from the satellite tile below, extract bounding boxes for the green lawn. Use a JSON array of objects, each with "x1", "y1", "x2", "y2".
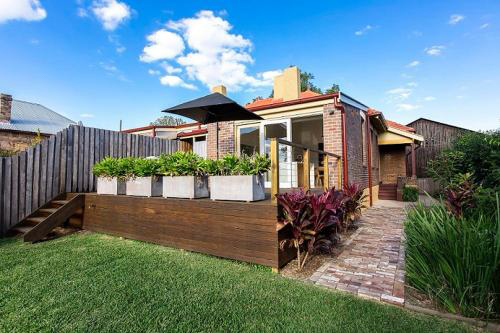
[{"x1": 0, "y1": 232, "x2": 469, "y2": 333}]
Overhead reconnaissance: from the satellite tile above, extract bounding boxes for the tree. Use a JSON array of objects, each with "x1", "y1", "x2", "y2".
[
  {"x1": 252, "y1": 96, "x2": 264, "y2": 103},
  {"x1": 325, "y1": 84, "x2": 340, "y2": 94},
  {"x1": 150, "y1": 115, "x2": 186, "y2": 126}
]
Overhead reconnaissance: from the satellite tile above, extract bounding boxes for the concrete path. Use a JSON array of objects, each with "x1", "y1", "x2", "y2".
[{"x1": 310, "y1": 202, "x2": 407, "y2": 306}]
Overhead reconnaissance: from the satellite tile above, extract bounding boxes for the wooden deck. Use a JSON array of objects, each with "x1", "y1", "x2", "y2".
[{"x1": 81, "y1": 193, "x2": 295, "y2": 268}]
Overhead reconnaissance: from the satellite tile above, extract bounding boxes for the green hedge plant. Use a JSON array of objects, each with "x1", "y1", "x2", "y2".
[
  {"x1": 93, "y1": 157, "x2": 135, "y2": 180},
  {"x1": 159, "y1": 152, "x2": 206, "y2": 176},
  {"x1": 206, "y1": 154, "x2": 271, "y2": 176}
]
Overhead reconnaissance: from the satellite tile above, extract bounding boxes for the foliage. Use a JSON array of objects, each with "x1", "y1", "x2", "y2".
[
  {"x1": 159, "y1": 151, "x2": 206, "y2": 176},
  {"x1": 0, "y1": 233, "x2": 469, "y2": 332},
  {"x1": 342, "y1": 183, "x2": 367, "y2": 228},
  {"x1": 92, "y1": 157, "x2": 135, "y2": 180},
  {"x1": 0, "y1": 149, "x2": 15, "y2": 157},
  {"x1": 427, "y1": 130, "x2": 500, "y2": 190},
  {"x1": 277, "y1": 188, "x2": 342, "y2": 269},
  {"x1": 150, "y1": 115, "x2": 186, "y2": 126},
  {"x1": 405, "y1": 196, "x2": 500, "y2": 319},
  {"x1": 132, "y1": 158, "x2": 161, "y2": 177},
  {"x1": 205, "y1": 154, "x2": 271, "y2": 176},
  {"x1": 325, "y1": 84, "x2": 340, "y2": 94},
  {"x1": 444, "y1": 173, "x2": 476, "y2": 218},
  {"x1": 30, "y1": 129, "x2": 43, "y2": 147},
  {"x1": 402, "y1": 186, "x2": 419, "y2": 202}
]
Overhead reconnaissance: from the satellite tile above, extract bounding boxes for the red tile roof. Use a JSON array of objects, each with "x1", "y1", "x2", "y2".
[
  {"x1": 177, "y1": 128, "x2": 208, "y2": 138},
  {"x1": 245, "y1": 90, "x2": 322, "y2": 109},
  {"x1": 386, "y1": 120, "x2": 415, "y2": 133}
]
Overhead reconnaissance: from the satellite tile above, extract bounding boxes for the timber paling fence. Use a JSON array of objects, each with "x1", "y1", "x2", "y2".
[{"x1": 0, "y1": 125, "x2": 180, "y2": 235}]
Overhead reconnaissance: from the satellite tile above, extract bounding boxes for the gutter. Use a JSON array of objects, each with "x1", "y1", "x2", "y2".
[
  {"x1": 366, "y1": 115, "x2": 373, "y2": 206},
  {"x1": 333, "y1": 95, "x2": 349, "y2": 189}
]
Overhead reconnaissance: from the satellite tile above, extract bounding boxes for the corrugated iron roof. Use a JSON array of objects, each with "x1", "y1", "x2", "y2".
[{"x1": 0, "y1": 99, "x2": 76, "y2": 135}]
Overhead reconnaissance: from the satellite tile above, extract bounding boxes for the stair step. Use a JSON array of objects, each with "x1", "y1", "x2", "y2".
[
  {"x1": 39, "y1": 208, "x2": 58, "y2": 214},
  {"x1": 26, "y1": 217, "x2": 46, "y2": 224},
  {"x1": 12, "y1": 226, "x2": 35, "y2": 234},
  {"x1": 52, "y1": 200, "x2": 69, "y2": 205}
]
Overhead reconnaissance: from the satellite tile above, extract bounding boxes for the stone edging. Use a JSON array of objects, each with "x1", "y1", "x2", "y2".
[{"x1": 404, "y1": 303, "x2": 500, "y2": 332}]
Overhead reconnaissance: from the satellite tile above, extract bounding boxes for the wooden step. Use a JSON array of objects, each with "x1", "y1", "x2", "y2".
[
  {"x1": 39, "y1": 208, "x2": 58, "y2": 214},
  {"x1": 52, "y1": 200, "x2": 69, "y2": 205},
  {"x1": 26, "y1": 217, "x2": 46, "y2": 224},
  {"x1": 12, "y1": 226, "x2": 36, "y2": 234}
]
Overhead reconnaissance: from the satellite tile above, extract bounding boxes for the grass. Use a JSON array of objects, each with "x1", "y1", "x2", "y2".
[{"x1": 0, "y1": 232, "x2": 470, "y2": 333}]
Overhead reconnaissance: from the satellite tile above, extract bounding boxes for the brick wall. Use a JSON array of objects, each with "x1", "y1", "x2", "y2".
[
  {"x1": 345, "y1": 104, "x2": 369, "y2": 189},
  {"x1": 207, "y1": 121, "x2": 235, "y2": 159},
  {"x1": 322, "y1": 104, "x2": 343, "y2": 189},
  {"x1": 0, "y1": 130, "x2": 48, "y2": 154},
  {"x1": 379, "y1": 145, "x2": 407, "y2": 183}
]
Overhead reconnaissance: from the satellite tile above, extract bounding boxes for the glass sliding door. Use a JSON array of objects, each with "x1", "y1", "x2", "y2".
[{"x1": 261, "y1": 119, "x2": 292, "y2": 188}]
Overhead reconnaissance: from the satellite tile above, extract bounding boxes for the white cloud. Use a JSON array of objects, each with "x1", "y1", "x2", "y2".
[
  {"x1": 355, "y1": 25, "x2": 373, "y2": 36},
  {"x1": 108, "y1": 35, "x2": 126, "y2": 53},
  {"x1": 99, "y1": 61, "x2": 129, "y2": 82},
  {"x1": 160, "y1": 63, "x2": 182, "y2": 74},
  {"x1": 386, "y1": 87, "x2": 412, "y2": 100},
  {"x1": 396, "y1": 103, "x2": 420, "y2": 111},
  {"x1": 148, "y1": 69, "x2": 161, "y2": 75},
  {"x1": 116, "y1": 46, "x2": 126, "y2": 53},
  {"x1": 0, "y1": 0, "x2": 47, "y2": 23},
  {"x1": 29, "y1": 38, "x2": 40, "y2": 45},
  {"x1": 140, "y1": 10, "x2": 280, "y2": 91},
  {"x1": 92, "y1": 0, "x2": 131, "y2": 31},
  {"x1": 80, "y1": 113, "x2": 95, "y2": 118},
  {"x1": 140, "y1": 29, "x2": 185, "y2": 63},
  {"x1": 449, "y1": 14, "x2": 465, "y2": 25},
  {"x1": 425, "y1": 45, "x2": 445, "y2": 56},
  {"x1": 160, "y1": 75, "x2": 197, "y2": 90},
  {"x1": 407, "y1": 82, "x2": 418, "y2": 87},
  {"x1": 407, "y1": 60, "x2": 420, "y2": 67},
  {"x1": 401, "y1": 73, "x2": 413, "y2": 79},
  {"x1": 77, "y1": 7, "x2": 88, "y2": 17},
  {"x1": 480, "y1": 23, "x2": 490, "y2": 29},
  {"x1": 456, "y1": 95, "x2": 465, "y2": 99},
  {"x1": 424, "y1": 96, "x2": 436, "y2": 101},
  {"x1": 411, "y1": 30, "x2": 423, "y2": 37}
]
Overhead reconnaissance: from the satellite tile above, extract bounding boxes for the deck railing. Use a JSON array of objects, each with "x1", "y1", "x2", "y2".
[{"x1": 270, "y1": 138, "x2": 342, "y2": 204}]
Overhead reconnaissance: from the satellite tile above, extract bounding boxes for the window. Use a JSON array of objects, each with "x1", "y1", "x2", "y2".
[{"x1": 239, "y1": 126, "x2": 260, "y2": 156}]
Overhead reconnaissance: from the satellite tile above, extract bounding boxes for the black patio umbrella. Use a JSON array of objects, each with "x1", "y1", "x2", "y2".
[{"x1": 162, "y1": 92, "x2": 263, "y2": 158}]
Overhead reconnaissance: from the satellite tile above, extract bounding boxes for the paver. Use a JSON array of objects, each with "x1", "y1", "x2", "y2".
[{"x1": 310, "y1": 205, "x2": 407, "y2": 306}]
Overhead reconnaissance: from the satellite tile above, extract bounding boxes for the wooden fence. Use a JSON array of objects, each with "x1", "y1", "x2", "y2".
[{"x1": 0, "y1": 125, "x2": 180, "y2": 235}]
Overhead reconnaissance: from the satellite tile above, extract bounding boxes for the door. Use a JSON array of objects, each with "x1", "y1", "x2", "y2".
[
  {"x1": 193, "y1": 137, "x2": 207, "y2": 158},
  {"x1": 261, "y1": 119, "x2": 293, "y2": 188}
]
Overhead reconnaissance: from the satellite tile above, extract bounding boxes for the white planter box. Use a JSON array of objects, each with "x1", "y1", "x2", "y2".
[
  {"x1": 126, "y1": 176, "x2": 162, "y2": 197},
  {"x1": 163, "y1": 176, "x2": 209, "y2": 199},
  {"x1": 210, "y1": 174, "x2": 265, "y2": 202},
  {"x1": 97, "y1": 177, "x2": 126, "y2": 195}
]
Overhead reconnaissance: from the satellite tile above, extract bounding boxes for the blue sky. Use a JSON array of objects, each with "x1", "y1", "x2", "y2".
[{"x1": 0, "y1": 0, "x2": 498, "y2": 131}]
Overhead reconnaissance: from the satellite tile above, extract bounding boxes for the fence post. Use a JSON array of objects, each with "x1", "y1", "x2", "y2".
[
  {"x1": 323, "y1": 155, "x2": 329, "y2": 191},
  {"x1": 303, "y1": 149, "x2": 310, "y2": 191},
  {"x1": 271, "y1": 138, "x2": 279, "y2": 205}
]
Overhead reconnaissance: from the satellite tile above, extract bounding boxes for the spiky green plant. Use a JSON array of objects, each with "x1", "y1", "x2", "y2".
[{"x1": 405, "y1": 195, "x2": 500, "y2": 319}]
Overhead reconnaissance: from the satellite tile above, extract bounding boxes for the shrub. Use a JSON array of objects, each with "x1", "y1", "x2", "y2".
[
  {"x1": 277, "y1": 187, "x2": 348, "y2": 270},
  {"x1": 132, "y1": 158, "x2": 161, "y2": 177},
  {"x1": 159, "y1": 152, "x2": 206, "y2": 176},
  {"x1": 342, "y1": 183, "x2": 367, "y2": 227},
  {"x1": 403, "y1": 186, "x2": 419, "y2": 202},
  {"x1": 93, "y1": 157, "x2": 135, "y2": 180},
  {"x1": 204, "y1": 154, "x2": 271, "y2": 176},
  {"x1": 405, "y1": 197, "x2": 500, "y2": 319}
]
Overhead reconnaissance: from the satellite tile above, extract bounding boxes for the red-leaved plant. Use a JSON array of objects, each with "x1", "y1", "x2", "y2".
[
  {"x1": 342, "y1": 183, "x2": 367, "y2": 230},
  {"x1": 277, "y1": 188, "x2": 344, "y2": 270}
]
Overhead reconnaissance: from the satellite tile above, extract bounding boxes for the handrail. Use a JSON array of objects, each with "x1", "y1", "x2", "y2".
[
  {"x1": 271, "y1": 138, "x2": 343, "y2": 204},
  {"x1": 276, "y1": 139, "x2": 341, "y2": 159}
]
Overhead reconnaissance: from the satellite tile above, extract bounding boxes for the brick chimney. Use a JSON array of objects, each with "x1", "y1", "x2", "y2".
[
  {"x1": 0, "y1": 94, "x2": 12, "y2": 123},
  {"x1": 212, "y1": 85, "x2": 227, "y2": 96},
  {"x1": 273, "y1": 67, "x2": 300, "y2": 101}
]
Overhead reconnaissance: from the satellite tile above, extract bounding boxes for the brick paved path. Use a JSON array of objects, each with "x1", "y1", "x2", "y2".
[{"x1": 309, "y1": 205, "x2": 406, "y2": 306}]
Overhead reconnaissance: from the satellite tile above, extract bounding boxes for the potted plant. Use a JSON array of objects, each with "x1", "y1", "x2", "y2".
[
  {"x1": 160, "y1": 152, "x2": 209, "y2": 199},
  {"x1": 209, "y1": 154, "x2": 271, "y2": 202},
  {"x1": 93, "y1": 157, "x2": 131, "y2": 195},
  {"x1": 126, "y1": 157, "x2": 163, "y2": 197}
]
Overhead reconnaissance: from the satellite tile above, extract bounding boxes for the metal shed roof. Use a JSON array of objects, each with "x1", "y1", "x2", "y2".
[{"x1": 0, "y1": 99, "x2": 76, "y2": 135}]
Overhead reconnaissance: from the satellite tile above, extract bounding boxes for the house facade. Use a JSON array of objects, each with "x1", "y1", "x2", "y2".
[
  {"x1": 126, "y1": 67, "x2": 423, "y2": 204},
  {"x1": 0, "y1": 93, "x2": 76, "y2": 154}
]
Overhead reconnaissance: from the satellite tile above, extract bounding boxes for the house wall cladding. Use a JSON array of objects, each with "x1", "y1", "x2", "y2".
[
  {"x1": 0, "y1": 125, "x2": 178, "y2": 235},
  {"x1": 380, "y1": 145, "x2": 407, "y2": 183},
  {"x1": 322, "y1": 104, "x2": 343, "y2": 189},
  {"x1": 207, "y1": 122, "x2": 235, "y2": 159},
  {"x1": 0, "y1": 130, "x2": 49, "y2": 153}
]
